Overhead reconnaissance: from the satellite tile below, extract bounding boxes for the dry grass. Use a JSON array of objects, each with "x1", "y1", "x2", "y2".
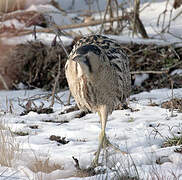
[
  {"x1": 23, "y1": 154, "x2": 65, "y2": 180},
  {"x1": 0, "y1": 116, "x2": 64, "y2": 179},
  {"x1": 0, "y1": 0, "x2": 25, "y2": 13},
  {"x1": 0, "y1": 43, "x2": 17, "y2": 90},
  {"x1": 28, "y1": 156, "x2": 63, "y2": 174},
  {"x1": 0, "y1": 121, "x2": 21, "y2": 167},
  {"x1": 5, "y1": 41, "x2": 72, "y2": 90},
  {"x1": 146, "y1": 164, "x2": 182, "y2": 180}
]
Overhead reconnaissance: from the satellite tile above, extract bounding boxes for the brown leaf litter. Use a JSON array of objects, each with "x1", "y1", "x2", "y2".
[
  {"x1": 161, "y1": 98, "x2": 182, "y2": 112},
  {"x1": 1, "y1": 40, "x2": 182, "y2": 95},
  {"x1": 49, "y1": 135, "x2": 69, "y2": 145}
]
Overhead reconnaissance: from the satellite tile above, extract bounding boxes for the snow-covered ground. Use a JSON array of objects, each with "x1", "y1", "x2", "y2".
[
  {"x1": 1, "y1": 0, "x2": 182, "y2": 179},
  {"x1": 0, "y1": 88, "x2": 182, "y2": 179}
]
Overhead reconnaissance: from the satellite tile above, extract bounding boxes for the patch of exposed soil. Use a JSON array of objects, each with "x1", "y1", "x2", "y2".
[
  {"x1": 1, "y1": 40, "x2": 182, "y2": 94},
  {"x1": 0, "y1": 41, "x2": 73, "y2": 90},
  {"x1": 124, "y1": 43, "x2": 182, "y2": 94},
  {"x1": 19, "y1": 100, "x2": 53, "y2": 116},
  {"x1": 49, "y1": 135, "x2": 69, "y2": 145},
  {"x1": 161, "y1": 98, "x2": 182, "y2": 112}
]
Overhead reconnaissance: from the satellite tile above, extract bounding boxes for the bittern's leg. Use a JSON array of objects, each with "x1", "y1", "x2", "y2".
[
  {"x1": 91, "y1": 106, "x2": 127, "y2": 168},
  {"x1": 91, "y1": 105, "x2": 108, "y2": 167}
]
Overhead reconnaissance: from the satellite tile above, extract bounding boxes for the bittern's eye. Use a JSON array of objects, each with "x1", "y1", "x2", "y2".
[{"x1": 72, "y1": 55, "x2": 81, "y2": 61}]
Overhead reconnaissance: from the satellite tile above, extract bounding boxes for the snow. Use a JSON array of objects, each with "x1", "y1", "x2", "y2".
[
  {"x1": 26, "y1": 4, "x2": 72, "y2": 26},
  {"x1": 0, "y1": 88, "x2": 182, "y2": 179},
  {"x1": 1, "y1": 0, "x2": 182, "y2": 179},
  {"x1": 25, "y1": 0, "x2": 51, "y2": 8},
  {"x1": 2, "y1": 33, "x2": 73, "y2": 46},
  {"x1": 171, "y1": 69, "x2": 182, "y2": 76},
  {"x1": 139, "y1": 0, "x2": 182, "y2": 44},
  {"x1": 2, "y1": 0, "x2": 182, "y2": 46},
  {"x1": 134, "y1": 74, "x2": 149, "y2": 86},
  {"x1": 1, "y1": 19, "x2": 25, "y2": 29}
]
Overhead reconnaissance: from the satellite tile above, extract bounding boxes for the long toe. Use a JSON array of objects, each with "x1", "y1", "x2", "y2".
[
  {"x1": 91, "y1": 137, "x2": 127, "y2": 168},
  {"x1": 90, "y1": 158, "x2": 100, "y2": 168},
  {"x1": 104, "y1": 137, "x2": 127, "y2": 155}
]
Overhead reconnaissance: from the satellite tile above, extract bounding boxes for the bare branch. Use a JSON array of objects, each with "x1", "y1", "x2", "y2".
[
  {"x1": 50, "y1": 54, "x2": 61, "y2": 108},
  {"x1": 0, "y1": 16, "x2": 129, "y2": 38},
  {"x1": 0, "y1": 73, "x2": 9, "y2": 90},
  {"x1": 72, "y1": 156, "x2": 81, "y2": 170},
  {"x1": 130, "y1": 70, "x2": 168, "y2": 74}
]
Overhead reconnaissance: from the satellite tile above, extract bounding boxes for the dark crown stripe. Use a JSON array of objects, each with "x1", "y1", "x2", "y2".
[{"x1": 76, "y1": 44, "x2": 101, "y2": 56}]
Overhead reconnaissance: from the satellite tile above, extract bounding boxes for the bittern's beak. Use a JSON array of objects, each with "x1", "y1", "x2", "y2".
[
  {"x1": 72, "y1": 55, "x2": 92, "y2": 73},
  {"x1": 72, "y1": 55, "x2": 86, "y2": 63}
]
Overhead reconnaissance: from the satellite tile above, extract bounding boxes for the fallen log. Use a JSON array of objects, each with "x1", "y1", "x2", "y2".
[{"x1": 0, "y1": 15, "x2": 129, "y2": 37}]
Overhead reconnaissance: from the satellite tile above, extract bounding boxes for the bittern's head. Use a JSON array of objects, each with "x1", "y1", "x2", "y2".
[{"x1": 71, "y1": 44, "x2": 102, "y2": 75}]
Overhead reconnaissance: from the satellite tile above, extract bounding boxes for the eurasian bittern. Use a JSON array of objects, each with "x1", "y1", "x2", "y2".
[{"x1": 65, "y1": 35, "x2": 131, "y2": 167}]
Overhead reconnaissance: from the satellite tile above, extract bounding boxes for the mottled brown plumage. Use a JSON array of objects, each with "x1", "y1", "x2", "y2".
[{"x1": 65, "y1": 35, "x2": 131, "y2": 167}]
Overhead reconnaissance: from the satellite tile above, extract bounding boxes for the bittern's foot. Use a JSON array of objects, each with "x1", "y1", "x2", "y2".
[
  {"x1": 104, "y1": 137, "x2": 127, "y2": 155},
  {"x1": 90, "y1": 158, "x2": 101, "y2": 168},
  {"x1": 91, "y1": 136, "x2": 127, "y2": 168}
]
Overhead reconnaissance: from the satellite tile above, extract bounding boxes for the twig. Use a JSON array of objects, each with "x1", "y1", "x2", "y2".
[
  {"x1": 162, "y1": 9, "x2": 182, "y2": 33},
  {"x1": 130, "y1": 70, "x2": 168, "y2": 74},
  {"x1": 131, "y1": 58, "x2": 182, "y2": 75},
  {"x1": 50, "y1": 0, "x2": 67, "y2": 14},
  {"x1": 96, "y1": 0, "x2": 102, "y2": 19},
  {"x1": 108, "y1": 0, "x2": 114, "y2": 29},
  {"x1": 46, "y1": 16, "x2": 69, "y2": 57},
  {"x1": 157, "y1": 0, "x2": 170, "y2": 28},
  {"x1": 172, "y1": 8, "x2": 182, "y2": 21},
  {"x1": 72, "y1": 156, "x2": 81, "y2": 170},
  {"x1": 67, "y1": 92, "x2": 71, "y2": 105},
  {"x1": 168, "y1": 31, "x2": 182, "y2": 41},
  {"x1": 132, "y1": 0, "x2": 140, "y2": 37},
  {"x1": 19, "y1": 93, "x2": 52, "y2": 101},
  {"x1": 99, "y1": 0, "x2": 121, "y2": 34},
  {"x1": 150, "y1": 124, "x2": 165, "y2": 139},
  {"x1": 113, "y1": 0, "x2": 121, "y2": 31},
  {"x1": 167, "y1": 8, "x2": 173, "y2": 32},
  {"x1": 170, "y1": 79, "x2": 176, "y2": 117},
  {"x1": 169, "y1": 44, "x2": 181, "y2": 60},
  {"x1": 132, "y1": 0, "x2": 148, "y2": 38},
  {"x1": 162, "y1": 0, "x2": 170, "y2": 30},
  {"x1": 140, "y1": 2, "x2": 151, "y2": 12},
  {"x1": 99, "y1": 0, "x2": 111, "y2": 34},
  {"x1": 0, "y1": 73, "x2": 9, "y2": 90},
  {"x1": 168, "y1": 61, "x2": 182, "y2": 71},
  {"x1": 134, "y1": 15, "x2": 148, "y2": 38},
  {"x1": 54, "y1": 94, "x2": 65, "y2": 105},
  {"x1": 33, "y1": 26, "x2": 37, "y2": 40},
  {"x1": 0, "y1": 15, "x2": 129, "y2": 38},
  {"x1": 50, "y1": 54, "x2": 61, "y2": 107},
  {"x1": 171, "y1": 79, "x2": 174, "y2": 117},
  {"x1": 45, "y1": 16, "x2": 70, "y2": 105}
]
